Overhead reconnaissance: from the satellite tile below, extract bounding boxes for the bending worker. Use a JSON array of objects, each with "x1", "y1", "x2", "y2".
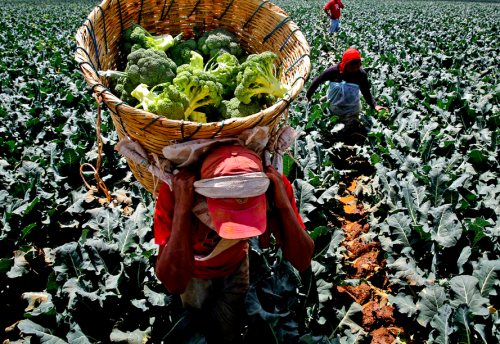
[
  {"x1": 306, "y1": 47, "x2": 389, "y2": 128},
  {"x1": 154, "y1": 145, "x2": 314, "y2": 343}
]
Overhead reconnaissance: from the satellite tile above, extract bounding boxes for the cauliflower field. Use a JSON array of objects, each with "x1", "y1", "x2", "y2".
[{"x1": 1, "y1": 0, "x2": 500, "y2": 343}]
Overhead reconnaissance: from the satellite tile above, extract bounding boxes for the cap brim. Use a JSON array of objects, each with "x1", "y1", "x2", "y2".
[{"x1": 207, "y1": 194, "x2": 267, "y2": 240}]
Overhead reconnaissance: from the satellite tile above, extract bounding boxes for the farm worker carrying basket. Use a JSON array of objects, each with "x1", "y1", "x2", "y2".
[
  {"x1": 114, "y1": 127, "x2": 314, "y2": 343},
  {"x1": 306, "y1": 48, "x2": 389, "y2": 129}
]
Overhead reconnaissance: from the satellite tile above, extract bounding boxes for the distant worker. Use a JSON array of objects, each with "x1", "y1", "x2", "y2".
[
  {"x1": 324, "y1": 0, "x2": 344, "y2": 33},
  {"x1": 306, "y1": 47, "x2": 389, "y2": 129}
]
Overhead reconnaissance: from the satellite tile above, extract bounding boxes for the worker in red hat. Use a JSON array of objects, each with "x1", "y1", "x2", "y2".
[
  {"x1": 324, "y1": 0, "x2": 344, "y2": 34},
  {"x1": 154, "y1": 145, "x2": 314, "y2": 343},
  {"x1": 306, "y1": 47, "x2": 389, "y2": 129}
]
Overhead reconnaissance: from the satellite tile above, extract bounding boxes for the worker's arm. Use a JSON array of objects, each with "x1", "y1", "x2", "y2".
[
  {"x1": 305, "y1": 65, "x2": 335, "y2": 101},
  {"x1": 265, "y1": 166, "x2": 314, "y2": 272},
  {"x1": 339, "y1": 0, "x2": 345, "y2": 9},
  {"x1": 324, "y1": 8, "x2": 331, "y2": 17},
  {"x1": 155, "y1": 169, "x2": 197, "y2": 294}
]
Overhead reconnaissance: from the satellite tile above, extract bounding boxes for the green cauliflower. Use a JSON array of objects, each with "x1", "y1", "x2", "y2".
[
  {"x1": 207, "y1": 53, "x2": 240, "y2": 95},
  {"x1": 217, "y1": 97, "x2": 263, "y2": 119},
  {"x1": 169, "y1": 39, "x2": 203, "y2": 66},
  {"x1": 173, "y1": 68, "x2": 224, "y2": 122},
  {"x1": 235, "y1": 51, "x2": 290, "y2": 104},
  {"x1": 128, "y1": 24, "x2": 182, "y2": 52},
  {"x1": 126, "y1": 48, "x2": 177, "y2": 87},
  {"x1": 131, "y1": 83, "x2": 189, "y2": 120},
  {"x1": 198, "y1": 28, "x2": 242, "y2": 58}
]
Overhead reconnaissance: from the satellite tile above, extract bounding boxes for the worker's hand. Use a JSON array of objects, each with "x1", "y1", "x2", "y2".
[
  {"x1": 265, "y1": 166, "x2": 290, "y2": 210},
  {"x1": 172, "y1": 169, "x2": 197, "y2": 213},
  {"x1": 375, "y1": 105, "x2": 389, "y2": 112}
]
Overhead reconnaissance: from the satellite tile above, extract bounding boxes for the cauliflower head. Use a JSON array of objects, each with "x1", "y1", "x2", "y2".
[
  {"x1": 126, "y1": 48, "x2": 177, "y2": 87},
  {"x1": 217, "y1": 97, "x2": 263, "y2": 119},
  {"x1": 131, "y1": 83, "x2": 189, "y2": 121},
  {"x1": 173, "y1": 69, "x2": 223, "y2": 122},
  {"x1": 235, "y1": 51, "x2": 290, "y2": 104}
]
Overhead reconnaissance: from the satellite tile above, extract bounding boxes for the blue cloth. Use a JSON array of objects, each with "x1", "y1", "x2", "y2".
[{"x1": 329, "y1": 18, "x2": 340, "y2": 33}]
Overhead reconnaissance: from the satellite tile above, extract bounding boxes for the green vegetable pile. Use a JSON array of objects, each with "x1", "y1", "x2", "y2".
[{"x1": 103, "y1": 24, "x2": 290, "y2": 123}]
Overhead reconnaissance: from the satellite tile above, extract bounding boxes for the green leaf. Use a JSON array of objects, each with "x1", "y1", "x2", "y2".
[
  {"x1": 449, "y1": 276, "x2": 489, "y2": 316},
  {"x1": 64, "y1": 189, "x2": 94, "y2": 214},
  {"x1": 387, "y1": 212, "x2": 413, "y2": 254},
  {"x1": 472, "y1": 258, "x2": 500, "y2": 297},
  {"x1": 7, "y1": 250, "x2": 30, "y2": 278},
  {"x1": 63, "y1": 149, "x2": 79, "y2": 166},
  {"x1": 144, "y1": 285, "x2": 172, "y2": 307},
  {"x1": 66, "y1": 323, "x2": 91, "y2": 344},
  {"x1": 22, "y1": 292, "x2": 54, "y2": 316},
  {"x1": 388, "y1": 257, "x2": 428, "y2": 286},
  {"x1": 17, "y1": 319, "x2": 67, "y2": 343},
  {"x1": 316, "y1": 278, "x2": 333, "y2": 303},
  {"x1": 457, "y1": 247, "x2": 472, "y2": 274},
  {"x1": 453, "y1": 305, "x2": 472, "y2": 344},
  {"x1": 331, "y1": 303, "x2": 364, "y2": 338},
  {"x1": 110, "y1": 327, "x2": 152, "y2": 344},
  {"x1": 417, "y1": 285, "x2": 447, "y2": 326},
  {"x1": 468, "y1": 149, "x2": 487, "y2": 164},
  {"x1": 309, "y1": 226, "x2": 329, "y2": 241},
  {"x1": 430, "y1": 305, "x2": 453, "y2": 344},
  {"x1": 21, "y1": 223, "x2": 37, "y2": 239},
  {"x1": 292, "y1": 179, "x2": 317, "y2": 223},
  {"x1": 429, "y1": 204, "x2": 462, "y2": 248},
  {"x1": 317, "y1": 184, "x2": 338, "y2": 205},
  {"x1": 246, "y1": 288, "x2": 289, "y2": 326},
  {"x1": 283, "y1": 154, "x2": 294, "y2": 177},
  {"x1": 0, "y1": 258, "x2": 14, "y2": 274},
  {"x1": 388, "y1": 294, "x2": 417, "y2": 316}
]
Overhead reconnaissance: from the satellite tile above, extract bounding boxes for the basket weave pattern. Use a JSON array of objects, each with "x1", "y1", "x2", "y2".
[{"x1": 75, "y1": 0, "x2": 310, "y2": 194}]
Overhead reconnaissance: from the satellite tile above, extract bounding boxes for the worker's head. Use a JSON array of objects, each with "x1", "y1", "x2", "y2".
[
  {"x1": 339, "y1": 47, "x2": 362, "y2": 74},
  {"x1": 200, "y1": 145, "x2": 267, "y2": 240}
]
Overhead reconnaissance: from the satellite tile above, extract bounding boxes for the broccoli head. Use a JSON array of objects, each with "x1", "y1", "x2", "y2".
[
  {"x1": 207, "y1": 53, "x2": 240, "y2": 95},
  {"x1": 131, "y1": 83, "x2": 189, "y2": 121},
  {"x1": 128, "y1": 24, "x2": 180, "y2": 52},
  {"x1": 169, "y1": 39, "x2": 202, "y2": 66},
  {"x1": 126, "y1": 48, "x2": 177, "y2": 87},
  {"x1": 217, "y1": 97, "x2": 263, "y2": 119},
  {"x1": 197, "y1": 28, "x2": 242, "y2": 58},
  {"x1": 173, "y1": 69, "x2": 223, "y2": 122},
  {"x1": 234, "y1": 51, "x2": 290, "y2": 104}
]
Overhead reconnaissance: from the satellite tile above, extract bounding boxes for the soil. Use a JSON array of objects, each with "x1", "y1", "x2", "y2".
[{"x1": 329, "y1": 147, "x2": 419, "y2": 343}]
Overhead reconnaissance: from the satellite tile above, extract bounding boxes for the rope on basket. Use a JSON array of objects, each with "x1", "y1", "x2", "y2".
[
  {"x1": 284, "y1": 54, "x2": 310, "y2": 76},
  {"x1": 218, "y1": 0, "x2": 235, "y2": 21},
  {"x1": 242, "y1": 1, "x2": 268, "y2": 29},
  {"x1": 75, "y1": 47, "x2": 98, "y2": 74},
  {"x1": 78, "y1": 62, "x2": 100, "y2": 79},
  {"x1": 83, "y1": 20, "x2": 102, "y2": 70},
  {"x1": 116, "y1": 0, "x2": 124, "y2": 33},
  {"x1": 141, "y1": 115, "x2": 164, "y2": 132},
  {"x1": 251, "y1": 113, "x2": 265, "y2": 128},
  {"x1": 80, "y1": 93, "x2": 112, "y2": 204},
  {"x1": 279, "y1": 28, "x2": 300, "y2": 52},
  {"x1": 270, "y1": 97, "x2": 292, "y2": 135},
  {"x1": 161, "y1": 0, "x2": 175, "y2": 21},
  {"x1": 262, "y1": 17, "x2": 291, "y2": 44},
  {"x1": 111, "y1": 102, "x2": 130, "y2": 136},
  {"x1": 138, "y1": 0, "x2": 145, "y2": 25},
  {"x1": 97, "y1": 6, "x2": 109, "y2": 54},
  {"x1": 180, "y1": 121, "x2": 203, "y2": 141},
  {"x1": 211, "y1": 119, "x2": 225, "y2": 138},
  {"x1": 188, "y1": 0, "x2": 202, "y2": 17}
]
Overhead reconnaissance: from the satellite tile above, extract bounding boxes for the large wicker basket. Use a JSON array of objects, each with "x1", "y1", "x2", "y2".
[{"x1": 74, "y1": 0, "x2": 310, "y2": 194}]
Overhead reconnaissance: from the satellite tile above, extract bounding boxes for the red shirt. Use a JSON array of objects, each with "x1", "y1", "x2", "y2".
[
  {"x1": 325, "y1": 0, "x2": 343, "y2": 19},
  {"x1": 154, "y1": 175, "x2": 305, "y2": 279}
]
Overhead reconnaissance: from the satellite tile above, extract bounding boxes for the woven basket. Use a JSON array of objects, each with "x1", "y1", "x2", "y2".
[{"x1": 75, "y1": 0, "x2": 310, "y2": 194}]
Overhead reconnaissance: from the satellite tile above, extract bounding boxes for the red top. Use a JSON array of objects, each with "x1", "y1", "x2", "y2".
[
  {"x1": 324, "y1": 0, "x2": 344, "y2": 19},
  {"x1": 154, "y1": 174, "x2": 305, "y2": 279}
]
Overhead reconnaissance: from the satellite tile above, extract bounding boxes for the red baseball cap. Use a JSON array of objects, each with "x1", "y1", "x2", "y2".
[{"x1": 201, "y1": 145, "x2": 267, "y2": 240}]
